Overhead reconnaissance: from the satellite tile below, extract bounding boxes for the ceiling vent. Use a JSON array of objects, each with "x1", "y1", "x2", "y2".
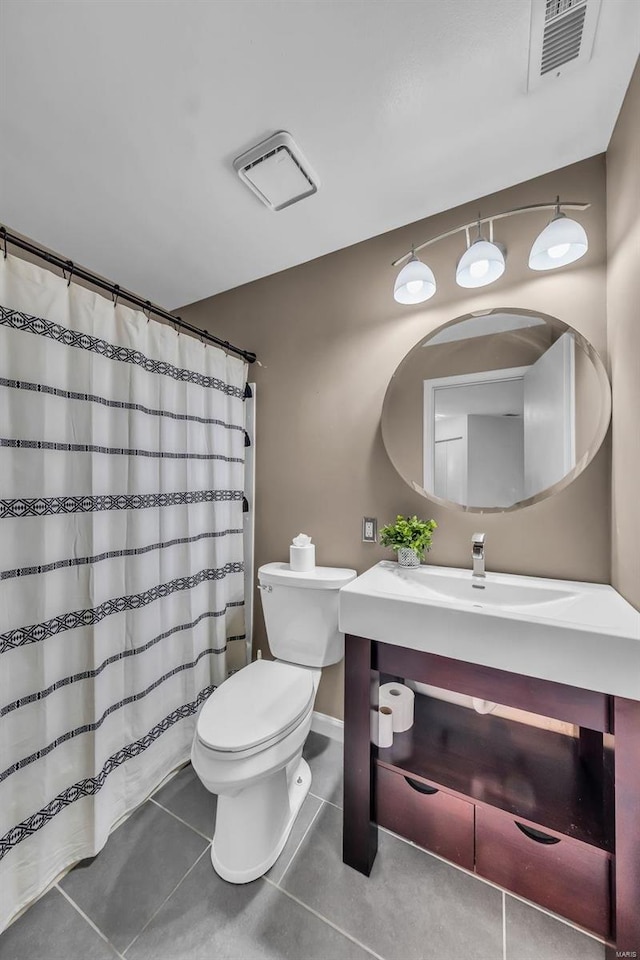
[
  {"x1": 528, "y1": 0, "x2": 602, "y2": 91},
  {"x1": 233, "y1": 131, "x2": 320, "y2": 211}
]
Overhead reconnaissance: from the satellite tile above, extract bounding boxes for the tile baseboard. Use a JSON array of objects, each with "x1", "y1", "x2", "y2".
[{"x1": 311, "y1": 711, "x2": 344, "y2": 743}]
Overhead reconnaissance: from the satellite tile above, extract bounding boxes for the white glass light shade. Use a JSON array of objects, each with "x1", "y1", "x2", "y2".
[
  {"x1": 393, "y1": 256, "x2": 436, "y2": 304},
  {"x1": 528, "y1": 214, "x2": 588, "y2": 271},
  {"x1": 456, "y1": 239, "x2": 505, "y2": 288}
]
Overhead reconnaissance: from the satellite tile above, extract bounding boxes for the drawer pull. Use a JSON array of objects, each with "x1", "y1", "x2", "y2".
[
  {"x1": 515, "y1": 822, "x2": 561, "y2": 845},
  {"x1": 404, "y1": 777, "x2": 439, "y2": 795}
]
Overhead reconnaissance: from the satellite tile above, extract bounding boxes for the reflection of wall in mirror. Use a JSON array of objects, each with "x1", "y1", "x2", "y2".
[
  {"x1": 468, "y1": 415, "x2": 524, "y2": 507},
  {"x1": 434, "y1": 413, "x2": 525, "y2": 508},
  {"x1": 430, "y1": 334, "x2": 575, "y2": 507},
  {"x1": 382, "y1": 326, "x2": 552, "y2": 492},
  {"x1": 429, "y1": 372, "x2": 527, "y2": 507}
]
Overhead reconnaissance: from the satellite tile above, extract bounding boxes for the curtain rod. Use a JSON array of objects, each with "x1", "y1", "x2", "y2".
[{"x1": 0, "y1": 226, "x2": 257, "y2": 364}]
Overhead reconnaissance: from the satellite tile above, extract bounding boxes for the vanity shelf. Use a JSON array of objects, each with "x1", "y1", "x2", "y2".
[
  {"x1": 376, "y1": 693, "x2": 612, "y2": 852},
  {"x1": 375, "y1": 693, "x2": 613, "y2": 937},
  {"x1": 343, "y1": 635, "x2": 640, "y2": 957}
]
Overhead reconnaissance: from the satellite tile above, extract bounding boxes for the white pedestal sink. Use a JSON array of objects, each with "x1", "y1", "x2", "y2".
[{"x1": 339, "y1": 561, "x2": 640, "y2": 699}]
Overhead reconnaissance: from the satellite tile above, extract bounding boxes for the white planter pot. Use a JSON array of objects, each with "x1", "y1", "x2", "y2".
[{"x1": 397, "y1": 548, "x2": 420, "y2": 567}]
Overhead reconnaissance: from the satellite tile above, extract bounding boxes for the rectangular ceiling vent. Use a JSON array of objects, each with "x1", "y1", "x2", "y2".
[
  {"x1": 233, "y1": 132, "x2": 320, "y2": 212},
  {"x1": 528, "y1": 0, "x2": 602, "y2": 91}
]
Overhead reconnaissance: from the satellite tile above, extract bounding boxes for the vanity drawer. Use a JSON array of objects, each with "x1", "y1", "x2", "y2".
[
  {"x1": 376, "y1": 765, "x2": 474, "y2": 870},
  {"x1": 475, "y1": 806, "x2": 610, "y2": 937}
]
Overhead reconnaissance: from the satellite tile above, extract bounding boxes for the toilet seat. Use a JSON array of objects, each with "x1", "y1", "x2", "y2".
[{"x1": 196, "y1": 659, "x2": 314, "y2": 756}]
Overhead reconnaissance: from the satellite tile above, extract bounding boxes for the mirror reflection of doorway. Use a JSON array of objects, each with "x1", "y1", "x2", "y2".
[{"x1": 425, "y1": 333, "x2": 575, "y2": 507}]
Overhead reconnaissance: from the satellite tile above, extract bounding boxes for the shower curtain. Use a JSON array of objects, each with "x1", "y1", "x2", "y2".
[{"x1": 0, "y1": 254, "x2": 247, "y2": 929}]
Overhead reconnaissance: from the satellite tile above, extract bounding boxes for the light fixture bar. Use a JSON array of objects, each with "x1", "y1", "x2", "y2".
[{"x1": 391, "y1": 201, "x2": 590, "y2": 267}]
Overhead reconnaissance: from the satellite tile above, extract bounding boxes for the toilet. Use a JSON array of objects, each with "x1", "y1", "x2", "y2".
[{"x1": 191, "y1": 560, "x2": 356, "y2": 883}]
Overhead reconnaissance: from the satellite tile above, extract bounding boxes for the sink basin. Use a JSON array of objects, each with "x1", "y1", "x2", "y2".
[
  {"x1": 398, "y1": 566, "x2": 577, "y2": 609},
  {"x1": 339, "y1": 561, "x2": 640, "y2": 699}
]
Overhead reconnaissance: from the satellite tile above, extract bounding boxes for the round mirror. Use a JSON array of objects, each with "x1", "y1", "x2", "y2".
[{"x1": 381, "y1": 308, "x2": 611, "y2": 512}]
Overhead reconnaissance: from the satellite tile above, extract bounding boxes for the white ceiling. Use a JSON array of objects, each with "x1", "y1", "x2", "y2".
[{"x1": 1, "y1": 1, "x2": 638, "y2": 310}]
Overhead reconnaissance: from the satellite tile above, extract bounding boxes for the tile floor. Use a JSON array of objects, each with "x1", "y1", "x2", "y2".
[{"x1": 0, "y1": 731, "x2": 606, "y2": 960}]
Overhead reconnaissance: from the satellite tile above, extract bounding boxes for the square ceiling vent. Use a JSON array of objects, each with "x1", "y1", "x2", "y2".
[
  {"x1": 528, "y1": 0, "x2": 602, "y2": 91},
  {"x1": 233, "y1": 131, "x2": 320, "y2": 211}
]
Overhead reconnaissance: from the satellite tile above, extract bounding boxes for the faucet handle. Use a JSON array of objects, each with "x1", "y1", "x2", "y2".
[{"x1": 472, "y1": 532, "x2": 486, "y2": 545}]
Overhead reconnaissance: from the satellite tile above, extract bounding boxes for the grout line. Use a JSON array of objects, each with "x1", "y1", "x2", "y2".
[
  {"x1": 308, "y1": 791, "x2": 342, "y2": 810},
  {"x1": 502, "y1": 890, "x2": 507, "y2": 960},
  {"x1": 379, "y1": 824, "x2": 606, "y2": 945},
  {"x1": 262, "y1": 876, "x2": 384, "y2": 960},
  {"x1": 379, "y1": 823, "x2": 500, "y2": 886},
  {"x1": 148, "y1": 797, "x2": 213, "y2": 843},
  {"x1": 121, "y1": 845, "x2": 211, "y2": 956},
  {"x1": 307, "y1": 766, "x2": 605, "y2": 949},
  {"x1": 502, "y1": 890, "x2": 606, "y2": 945},
  {"x1": 275, "y1": 799, "x2": 325, "y2": 887},
  {"x1": 55, "y1": 884, "x2": 126, "y2": 960},
  {"x1": 7, "y1": 770, "x2": 196, "y2": 932}
]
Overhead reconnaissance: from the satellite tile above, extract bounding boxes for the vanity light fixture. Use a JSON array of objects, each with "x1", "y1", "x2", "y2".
[
  {"x1": 392, "y1": 199, "x2": 590, "y2": 304},
  {"x1": 455, "y1": 220, "x2": 506, "y2": 289},
  {"x1": 393, "y1": 251, "x2": 437, "y2": 304},
  {"x1": 528, "y1": 198, "x2": 589, "y2": 271}
]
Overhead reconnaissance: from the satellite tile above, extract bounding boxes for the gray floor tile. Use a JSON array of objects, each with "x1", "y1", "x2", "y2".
[
  {"x1": 267, "y1": 793, "x2": 323, "y2": 884},
  {"x1": 505, "y1": 895, "x2": 605, "y2": 960},
  {"x1": 59, "y1": 800, "x2": 208, "y2": 953},
  {"x1": 0, "y1": 888, "x2": 119, "y2": 960},
  {"x1": 127, "y1": 853, "x2": 375, "y2": 960},
  {"x1": 281, "y1": 802, "x2": 503, "y2": 960},
  {"x1": 152, "y1": 763, "x2": 216, "y2": 839},
  {"x1": 303, "y1": 731, "x2": 343, "y2": 807}
]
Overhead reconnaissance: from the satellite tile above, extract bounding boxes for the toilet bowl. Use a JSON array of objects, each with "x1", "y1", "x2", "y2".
[
  {"x1": 191, "y1": 658, "x2": 319, "y2": 882},
  {"x1": 191, "y1": 561, "x2": 356, "y2": 884}
]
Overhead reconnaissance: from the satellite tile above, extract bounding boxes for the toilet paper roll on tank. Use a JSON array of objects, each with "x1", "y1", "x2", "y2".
[
  {"x1": 289, "y1": 533, "x2": 315, "y2": 572},
  {"x1": 379, "y1": 682, "x2": 415, "y2": 733}
]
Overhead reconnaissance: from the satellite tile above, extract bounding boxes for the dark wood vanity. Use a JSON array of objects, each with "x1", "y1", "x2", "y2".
[{"x1": 343, "y1": 635, "x2": 640, "y2": 959}]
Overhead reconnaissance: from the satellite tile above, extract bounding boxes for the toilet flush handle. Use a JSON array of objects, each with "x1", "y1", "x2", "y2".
[{"x1": 257, "y1": 583, "x2": 272, "y2": 593}]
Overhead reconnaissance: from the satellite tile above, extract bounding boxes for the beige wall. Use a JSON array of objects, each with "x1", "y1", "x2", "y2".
[
  {"x1": 181, "y1": 155, "x2": 611, "y2": 719},
  {"x1": 606, "y1": 57, "x2": 640, "y2": 612}
]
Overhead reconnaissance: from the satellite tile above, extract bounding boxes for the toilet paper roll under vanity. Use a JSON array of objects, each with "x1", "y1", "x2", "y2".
[
  {"x1": 379, "y1": 683, "x2": 415, "y2": 733},
  {"x1": 370, "y1": 705, "x2": 394, "y2": 748},
  {"x1": 289, "y1": 533, "x2": 315, "y2": 572}
]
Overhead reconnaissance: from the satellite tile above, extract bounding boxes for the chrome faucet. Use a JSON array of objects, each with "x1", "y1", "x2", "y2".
[{"x1": 472, "y1": 533, "x2": 486, "y2": 579}]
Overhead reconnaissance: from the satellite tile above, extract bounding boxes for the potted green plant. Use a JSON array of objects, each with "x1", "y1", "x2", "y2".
[{"x1": 379, "y1": 515, "x2": 438, "y2": 567}]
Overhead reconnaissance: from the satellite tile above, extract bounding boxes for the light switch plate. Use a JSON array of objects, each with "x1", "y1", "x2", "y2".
[{"x1": 362, "y1": 517, "x2": 377, "y2": 543}]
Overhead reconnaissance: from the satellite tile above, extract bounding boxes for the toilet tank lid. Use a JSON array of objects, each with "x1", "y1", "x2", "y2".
[{"x1": 258, "y1": 562, "x2": 357, "y2": 590}]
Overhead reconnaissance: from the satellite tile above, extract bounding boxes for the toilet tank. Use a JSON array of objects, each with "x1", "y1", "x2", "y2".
[{"x1": 257, "y1": 563, "x2": 357, "y2": 667}]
